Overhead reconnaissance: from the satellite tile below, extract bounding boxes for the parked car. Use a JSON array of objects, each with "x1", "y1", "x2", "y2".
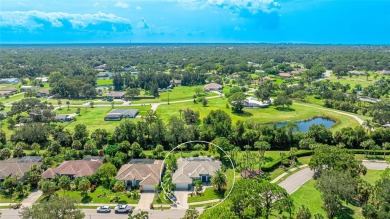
[
  {"x1": 114, "y1": 204, "x2": 132, "y2": 214},
  {"x1": 97, "y1": 205, "x2": 111, "y2": 213}
]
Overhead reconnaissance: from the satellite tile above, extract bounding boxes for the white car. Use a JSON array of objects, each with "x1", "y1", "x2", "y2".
[
  {"x1": 114, "y1": 204, "x2": 132, "y2": 214},
  {"x1": 96, "y1": 205, "x2": 111, "y2": 213}
]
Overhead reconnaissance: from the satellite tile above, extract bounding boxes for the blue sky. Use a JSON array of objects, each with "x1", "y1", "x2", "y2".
[{"x1": 0, "y1": 0, "x2": 389, "y2": 44}]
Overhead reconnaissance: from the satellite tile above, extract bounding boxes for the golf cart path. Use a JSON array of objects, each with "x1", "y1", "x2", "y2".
[
  {"x1": 294, "y1": 102, "x2": 364, "y2": 125},
  {"x1": 277, "y1": 161, "x2": 389, "y2": 195}
]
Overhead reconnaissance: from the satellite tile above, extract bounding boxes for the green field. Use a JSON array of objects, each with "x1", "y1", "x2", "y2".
[
  {"x1": 58, "y1": 106, "x2": 151, "y2": 133},
  {"x1": 96, "y1": 79, "x2": 113, "y2": 86},
  {"x1": 129, "y1": 85, "x2": 218, "y2": 104},
  {"x1": 187, "y1": 188, "x2": 224, "y2": 203},
  {"x1": 56, "y1": 186, "x2": 139, "y2": 204},
  {"x1": 328, "y1": 72, "x2": 390, "y2": 89},
  {"x1": 361, "y1": 169, "x2": 384, "y2": 185},
  {"x1": 291, "y1": 180, "x2": 364, "y2": 219},
  {"x1": 156, "y1": 98, "x2": 361, "y2": 131}
]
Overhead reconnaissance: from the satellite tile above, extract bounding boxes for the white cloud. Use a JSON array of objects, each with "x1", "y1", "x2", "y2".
[
  {"x1": 137, "y1": 18, "x2": 149, "y2": 29},
  {"x1": 0, "y1": 10, "x2": 131, "y2": 31},
  {"x1": 136, "y1": 6, "x2": 142, "y2": 10},
  {"x1": 172, "y1": 0, "x2": 280, "y2": 13},
  {"x1": 115, "y1": 1, "x2": 129, "y2": 9}
]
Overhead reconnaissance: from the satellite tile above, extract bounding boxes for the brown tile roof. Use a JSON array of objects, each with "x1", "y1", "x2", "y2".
[
  {"x1": 41, "y1": 168, "x2": 55, "y2": 179},
  {"x1": 0, "y1": 160, "x2": 42, "y2": 180},
  {"x1": 115, "y1": 160, "x2": 163, "y2": 186},
  {"x1": 203, "y1": 83, "x2": 223, "y2": 91},
  {"x1": 41, "y1": 160, "x2": 102, "y2": 178},
  {"x1": 278, "y1": 73, "x2": 292, "y2": 78}
]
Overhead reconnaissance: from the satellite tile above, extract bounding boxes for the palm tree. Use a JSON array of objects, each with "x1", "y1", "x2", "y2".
[
  {"x1": 57, "y1": 100, "x2": 62, "y2": 109},
  {"x1": 254, "y1": 140, "x2": 270, "y2": 173},
  {"x1": 178, "y1": 109, "x2": 183, "y2": 120},
  {"x1": 111, "y1": 101, "x2": 114, "y2": 108},
  {"x1": 66, "y1": 101, "x2": 70, "y2": 110},
  {"x1": 289, "y1": 147, "x2": 298, "y2": 165},
  {"x1": 363, "y1": 119, "x2": 373, "y2": 132},
  {"x1": 382, "y1": 142, "x2": 390, "y2": 160},
  {"x1": 211, "y1": 170, "x2": 227, "y2": 192}
]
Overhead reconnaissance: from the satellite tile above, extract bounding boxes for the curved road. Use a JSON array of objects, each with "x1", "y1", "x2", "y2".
[{"x1": 277, "y1": 161, "x2": 389, "y2": 194}]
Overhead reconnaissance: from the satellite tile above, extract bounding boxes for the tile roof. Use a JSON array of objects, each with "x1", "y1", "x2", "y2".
[
  {"x1": 115, "y1": 160, "x2": 163, "y2": 186},
  {"x1": 41, "y1": 160, "x2": 102, "y2": 178},
  {"x1": 0, "y1": 160, "x2": 42, "y2": 180},
  {"x1": 172, "y1": 157, "x2": 222, "y2": 184}
]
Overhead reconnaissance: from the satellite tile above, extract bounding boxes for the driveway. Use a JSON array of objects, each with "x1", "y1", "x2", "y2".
[
  {"x1": 136, "y1": 192, "x2": 155, "y2": 210},
  {"x1": 22, "y1": 190, "x2": 43, "y2": 205},
  {"x1": 173, "y1": 191, "x2": 189, "y2": 209},
  {"x1": 278, "y1": 167, "x2": 314, "y2": 194}
]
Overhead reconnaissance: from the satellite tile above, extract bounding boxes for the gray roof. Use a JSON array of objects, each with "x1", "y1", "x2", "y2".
[
  {"x1": 203, "y1": 83, "x2": 222, "y2": 90},
  {"x1": 107, "y1": 109, "x2": 139, "y2": 117},
  {"x1": 17, "y1": 156, "x2": 43, "y2": 162},
  {"x1": 104, "y1": 92, "x2": 126, "y2": 98},
  {"x1": 55, "y1": 114, "x2": 68, "y2": 120},
  {"x1": 172, "y1": 157, "x2": 222, "y2": 184}
]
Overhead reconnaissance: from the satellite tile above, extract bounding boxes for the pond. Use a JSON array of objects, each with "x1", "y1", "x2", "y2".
[{"x1": 276, "y1": 117, "x2": 335, "y2": 132}]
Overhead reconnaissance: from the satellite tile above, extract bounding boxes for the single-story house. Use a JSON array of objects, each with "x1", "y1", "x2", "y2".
[
  {"x1": 1, "y1": 88, "x2": 18, "y2": 93},
  {"x1": 41, "y1": 160, "x2": 102, "y2": 180},
  {"x1": 0, "y1": 78, "x2": 19, "y2": 84},
  {"x1": 55, "y1": 114, "x2": 76, "y2": 122},
  {"x1": 376, "y1": 70, "x2": 390, "y2": 75},
  {"x1": 94, "y1": 64, "x2": 107, "y2": 70},
  {"x1": 36, "y1": 90, "x2": 50, "y2": 98},
  {"x1": 0, "y1": 157, "x2": 42, "y2": 182},
  {"x1": 20, "y1": 86, "x2": 35, "y2": 92},
  {"x1": 278, "y1": 73, "x2": 293, "y2": 79},
  {"x1": 348, "y1": 70, "x2": 366, "y2": 75},
  {"x1": 104, "y1": 109, "x2": 139, "y2": 121},
  {"x1": 115, "y1": 159, "x2": 163, "y2": 191},
  {"x1": 290, "y1": 70, "x2": 301, "y2": 75},
  {"x1": 35, "y1": 77, "x2": 49, "y2": 83},
  {"x1": 0, "y1": 90, "x2": 13, "y2": 97},
  {"x1": 243, "y1": 97, "x2": 270, "y2": 108},
  {"x1": 382, "y1": 124, "x2": 390, "y2": 128},
  {"x1": 170, "y1": 79, "x2": 181, "y2": 86},
  {"x1": 172, "y1": 157, "x2": 222, "y2": 190},
  {"x1": 104, "y1": 91, "x2": 126, "y2": 99},
  {"x1": 97, "y1": 72, "x2": 112, "y2": 78},
  {"x1": 228, "y1": 74, "x2": 240, "y2": 79},
  {"x1": 203, "y1": 83, "x2": 223, "y2": 92}
]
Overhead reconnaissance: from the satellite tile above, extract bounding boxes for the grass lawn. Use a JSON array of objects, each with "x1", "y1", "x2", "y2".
[
  {"x1": 328, "y1": 73, "x2": 390, "y2": 89},
  {"x1": 156, "y1": 98, "x2": 361, "y2": 131},
  {"x1": 0, "y1": 92, "x2": 25, "y2": 104},
  {"x1": 291, "y1": 179, "x2": 365, "y2": 219},
  {"x1": 361, "y1": 169, "x2": 384, "y2": 185},
  {"x1": 60, "y1": 106, "x2": 150, "y2": 133},
  {"x1": 0, "y1": 194, "x2": 25, "y2": 203},
  {"x1": 96, "y1": 79, "x2": 113, "y2": 86},
  {"x1": 153, "y1": 192, "x2": 173, "y2": 204},
  {"x1": 187, "y1": 187, "x2": 224, "y2": 203},
  {"x1": 130, "y1": 85, "x2": 218, "y2": 104},
  {"x1": 57, "y1": 186, "x2": 139, "y2": 204},
  {"x1": 189, "y1": 201, "x2": 220, "y2": 209}
]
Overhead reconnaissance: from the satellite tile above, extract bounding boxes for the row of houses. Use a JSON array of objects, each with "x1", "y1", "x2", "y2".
[{"x1": 34, "y1": 156, "x2": 222, "y2": 192}]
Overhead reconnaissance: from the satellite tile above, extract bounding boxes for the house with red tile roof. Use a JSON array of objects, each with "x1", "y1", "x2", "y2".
[
  {"x1": 115, "y1": 159, "x2": 163, "y2": 192},
  {"x1": 41, "y1": 160, "x2": 102, "y2": 180}
]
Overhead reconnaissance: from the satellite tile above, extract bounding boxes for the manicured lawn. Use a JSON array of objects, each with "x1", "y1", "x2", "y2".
[
  {"x1": 297, "y1": 156, "x2": 312, "y2": 165},
  {"x1": 361, "y1": 169, "x2": 384, "y2": 185},
  {"x1": 57, "y1": 186, "x2": 139, "y2": 204},
  {"x1": 291, "y1": 179, "x2": 365, "y2": 219},
  {"x1": 130, "y1": 85, "x2": 218, "y2": 104},
  {"x1": 61, "y1": 106, "x2": 150, "y2": 133},
  {"x1": 0, "y1": 194, "x2": 25, "y2": 203},
  {"x1": 96, "y1": 79, "x2": 113, "y2": 86},
  {"x1": 328, "y1": 73, "x2": 390, "y2": 89},
  {"x1": 187, "y1": 187, "x2": 224, "y2": 203},
  {"x1": 156, "y1": 98, "x2": 361, "y2": 131},
  {"x1": 189, "y1": 201, "x2": 220, "y2": 209},
  {"x1": 153, "y1": 192, "x2": 172, "y2": 204},
  {"x1": 0, "y1": 92, "x2": 25, "y2": 104}
]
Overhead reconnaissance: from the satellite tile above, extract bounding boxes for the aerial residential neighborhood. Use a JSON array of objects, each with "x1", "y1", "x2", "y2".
[{"x1": 1, "y1": 0, "x2": 390, "y2": 219}]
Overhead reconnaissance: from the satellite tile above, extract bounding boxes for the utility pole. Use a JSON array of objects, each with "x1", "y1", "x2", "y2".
[{"x1": 168, "y1": 89, "x2": 170, "y2": 105}]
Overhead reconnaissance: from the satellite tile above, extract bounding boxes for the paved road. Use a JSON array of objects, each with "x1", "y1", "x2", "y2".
[
  {"x1": 278, "y1": 167, "x2": 315, "y2": 194},
  {"x1": 277, "y1": 161, "x2": 389, "y2": 195},
  {"x1": 0, "y1": 209, "x2": 186, "y2": 219},
  {"x1": 362, "y1": 160, "x2": 390, "y2": 170}
]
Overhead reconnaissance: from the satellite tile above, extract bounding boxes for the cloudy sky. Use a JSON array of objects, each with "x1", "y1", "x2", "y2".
[{"x1": 0, "y1": 0, "x2": 389, "y2": 44}]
